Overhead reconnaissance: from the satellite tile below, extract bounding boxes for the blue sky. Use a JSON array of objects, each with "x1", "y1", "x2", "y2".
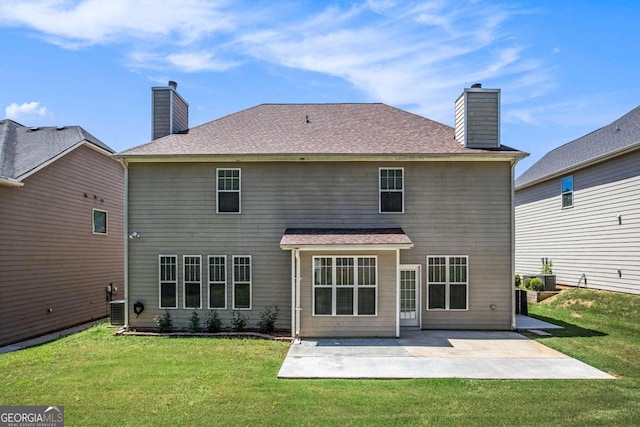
[{"x1": 1, "y1": 0, "x2": 638, "y2": 175}]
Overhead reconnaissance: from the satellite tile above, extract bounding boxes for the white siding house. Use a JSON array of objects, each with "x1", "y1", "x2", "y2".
[{"x1": 515, "y1": 106, "x2": 640, "y2": 295}]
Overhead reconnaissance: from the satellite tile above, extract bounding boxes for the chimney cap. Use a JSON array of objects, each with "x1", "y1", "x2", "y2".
[
  {"x1": 470, "y1": 83, "x2": 482, "y2": 89},
  {"x1": 168, "y1": 80, "x2": 177, "y2": 90}
]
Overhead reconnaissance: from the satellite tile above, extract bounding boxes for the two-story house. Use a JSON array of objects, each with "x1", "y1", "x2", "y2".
[
  {"x1": 116, "y1": 82, "x2": 526, "y2": 337},
  {"x1": 515, "y1": 105, "x2": 640, "y2": 295},
  {"x1": 0, "y1": 120, "x2": 124, "y2": 346}
]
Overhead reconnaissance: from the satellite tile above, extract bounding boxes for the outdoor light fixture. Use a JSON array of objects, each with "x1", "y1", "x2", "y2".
[{"x1": 128, "y1": 231, "x2": 141, "y2": 240}]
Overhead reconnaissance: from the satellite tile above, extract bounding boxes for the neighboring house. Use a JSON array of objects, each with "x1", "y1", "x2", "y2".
[
  {"x1": 515, "y1": 106, "x2": 640, "y2": 295},
  {"x1": 0, "y1": 120, "x2": 124, "y2": 346},
  {"x1": 116, "y1": 82, "x2": 526, "y2": 337}
]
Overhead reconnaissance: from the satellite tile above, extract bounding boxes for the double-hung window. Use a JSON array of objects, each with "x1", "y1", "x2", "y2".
[
  {"x1": 427, "y1": 256, "x2": 468, "y2": 310},
  {"x1": 380, "y1": 168, "x2": 404, "y2": 213},
  {"x1": 208, "y1": 255, "x2": 227, "y2": 309},
  {"x1": 233, "y1": 255, "x2": 251, "y2": 309},
  {"x1": 159, "y1": 255, "x2": 178, "y2": 308},
  {"x1": 217, "y1": 168, "x2": 241, "y2": 213},
  {"x1": 561, "y1": 176, "x2": 573, "y2": 208},
  {"x1": 183, "y1": 255, "x2": 202, "y2": 309},
  {"x1": 313, "y1": 256, "x2": 377, "y2": 316}
]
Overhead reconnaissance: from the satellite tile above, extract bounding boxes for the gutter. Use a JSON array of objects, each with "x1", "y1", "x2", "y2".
[
  {"x1": 0, "y1": 177, "x2": 23, "y2": 187},
  {"x1": 511, "y1": 157, "x2": 520, "y2": 331}
]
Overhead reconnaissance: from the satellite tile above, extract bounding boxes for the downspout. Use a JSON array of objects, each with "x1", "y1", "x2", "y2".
[
  {"x1": 510, "y1": 159, "x2": 518, "y2": 330},
  {"x1": 120, "y1": 159, "x2": 130, "y2": 329},
  {"x1": 396, "y1": 249, "x2": 401, "y2": 338},
  {"x1": 294, "y1": 249, "x2": 301, "y2": 343},
  {"x1": 290, "y1": 250, "x2": 295, "y2": 338}
]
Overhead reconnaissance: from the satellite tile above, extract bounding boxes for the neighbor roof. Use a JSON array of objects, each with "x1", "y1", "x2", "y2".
[
  {"x1": 0, "y1": 119, "x2": 114, "y2": 184},
  {"x1": 515, "y1": 105, "x2": 640, "y2": 189},
  {"x1": 118, "y1": 103, "x2": 524, "y2": 159},
  {"x1": 280, "y1": 228, "x2": 414, "y2": 250}
]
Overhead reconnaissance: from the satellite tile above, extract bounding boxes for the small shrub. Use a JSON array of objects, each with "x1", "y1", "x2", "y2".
[
  {"x1": 528, "y1": 277, "x2": 544, "y2": 291},
  {"x1": 206, "y1": 310, "x2": 222, "y2": 333},
  {"x1": 515, "y1": 274, "x2": 521, "y2": 287},
  {"x1": 153, "y1": 310, "x2": 173, "y2": 333},
  {"x1": 188, "y1": 311, "x2": 200, "y2": 333},
  {"x1": 257, "y1": 306, "x2": 279, "y2": 335},
  {"x1": 231, "y1": 311, "x2": 248, "y2": 332},
  {"x1": 523, "y1": 277, "x2": 532, "y2": 290}
]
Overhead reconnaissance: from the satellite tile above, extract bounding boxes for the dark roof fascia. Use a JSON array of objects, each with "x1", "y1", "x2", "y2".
[{"x1": 515, "y1": 142, "x2": 640, "y2": 191}]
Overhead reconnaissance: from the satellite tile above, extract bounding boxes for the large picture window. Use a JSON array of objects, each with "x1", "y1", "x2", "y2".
[
  {"x1": 561, "y1": 176, "x2": 573, "y2": 208},
  {"x1": 217, "y1": 168, "x2": 241, "y2": 213},
  {"x1": 183, "y1": 256, "x2": 202, "y2": 309},
  {"x1": 427, "y1": 256, "x2": 468, "y2": 310},
  {"x1": 208, "y1": 255, "x2": 227, "y2": 309},
  {"x1": 233, "y1": 255, "x2": 251, "y2": 309},
  {"x1": 159, "y1": 255, "x2": 178, "y2": 309},
  {"x1": 379, "y1": 168, "x2": 404, "y2": 213},
  {"x1": 313, "y1": 256, "x2": 377, "y2": 316}
]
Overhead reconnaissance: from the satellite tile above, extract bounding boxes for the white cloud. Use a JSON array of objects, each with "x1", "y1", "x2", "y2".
[
  {"x1": 5, "y1": 101, "x2": 51, "y2": 122},
  {"x1": 0, "y1": 0, "x2": 234, "y2": 48},
  {"x1": 128, "y1": 50, "x2": 241, "y2": 73}
]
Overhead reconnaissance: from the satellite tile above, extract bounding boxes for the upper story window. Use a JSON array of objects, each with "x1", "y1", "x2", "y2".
[
  {"x1": 379, "y1": 168, "x2": 404, "y2": 213},
  {"x1": 93, "y1": 209, "x2": 107, "y2": 234},
  {"x1": 561, "y1": 176, "x2": 573, "y2": 208},
  {"x1": 217, "y1": 168, "x2": 241, "y2": 213}
]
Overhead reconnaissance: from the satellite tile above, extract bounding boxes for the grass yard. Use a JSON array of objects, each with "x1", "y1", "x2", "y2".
[{"x1": 1, "y1": 288, "x2": 640, "y2": 426}]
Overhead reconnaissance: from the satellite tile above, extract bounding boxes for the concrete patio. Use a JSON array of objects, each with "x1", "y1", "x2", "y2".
[{"x1": 278, "y1": 317, "x2": 614, "y2": 380}]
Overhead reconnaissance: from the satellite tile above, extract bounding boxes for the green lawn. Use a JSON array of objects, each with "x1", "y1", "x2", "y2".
[{"x1": 1, "y1": 288, "x2": 640, "y2": 426}]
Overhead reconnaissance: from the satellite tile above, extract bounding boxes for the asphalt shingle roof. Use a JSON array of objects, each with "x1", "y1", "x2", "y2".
[
  {"x1": 515, "y1": 105, "x2": 640, "y2": 189},
  {"x1": 0, "y1": 119, "x2": 113, "y2": 181},
  {"x1": 118, "y1": 103, "x2": 523, "y2": 158},
  {"x1": 280, "y1": 228, "x2": 413, "y2": 248}
]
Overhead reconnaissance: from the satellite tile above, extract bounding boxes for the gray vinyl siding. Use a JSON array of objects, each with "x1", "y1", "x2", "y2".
[
  {"x1": 152, "y1": 88, "x2": 171, "y2": 140},
  {"x1": 455, "y1": 90, "x2": 500, "y2": 149},
  {"x1": 0, "y1": 145, "x2": 124, "y2": 346},
  {"x1": 515, "y1": 148, "x2": 640, "y2": 295},
  {"x1": 299, "y1": 250, "x2": 397, "y2": 338},
  {"x1": 127, "y1": 160, "x2": 513, "y2": 332},
  {"x1": 171, "y1": 92, "x2": 188, "y2": 134}
]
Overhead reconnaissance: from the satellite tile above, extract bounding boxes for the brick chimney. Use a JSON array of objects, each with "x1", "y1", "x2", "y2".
[
  {"x1": 151, "y1": 81, "x2": 189, "y2": 140},
  {"x1": 454, "y1": 83, "x2": 500, "y2": 149}
]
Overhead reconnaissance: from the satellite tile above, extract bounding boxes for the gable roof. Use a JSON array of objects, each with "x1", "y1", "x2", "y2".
[
  {"x1": 118, "y1": 103, "x2": 524, "y2": 160},
  {"x1": 515, "y1": 105, "x2": 640, "y2": 189},
  {"x1": 0, "y1": 119, "x2": 114, "y2": 186}
]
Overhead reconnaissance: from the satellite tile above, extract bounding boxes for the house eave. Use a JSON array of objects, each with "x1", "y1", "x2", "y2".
[
  {"x1": 516, "y1": 142, "x2": 640, "y2": 191},
  {"x1": 0, "y1": 177, "x2": 24, "y2": 187},
  {"x1": 115, "y1": 151, "x2": 526, "y2": 164},
  {"x1": 280, "y1": 243, "x2": 414, "y2": 251}
]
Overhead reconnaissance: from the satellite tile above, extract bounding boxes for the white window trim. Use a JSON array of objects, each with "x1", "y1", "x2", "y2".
[
  {"x1": 426, "y1": 255, "x2": 469, "y2": 311},
  {"x1": 158, "y1": 254, "x2": 178, "y2": 309},
  {"x1": 183, "y1": 255, "x2": 202, "y2": 309},
  {"x1": 216, "y1": 168, "x2": 241, "y2": 214},
  {"x1": 208, "y1": 255, "x2": 227, "y2": 309},
  {"x1": 312, "y1": 255, "x2": 378, "y2": 317},
  {"x1": 561, "y1": 175, "x2": 574, "y2": 209},
  {"x1": 232, "y1": 255, "x2": 252, "y2": 310},
  {"x1": 92, "y1": 208, "x2": 108, "y2": 235},
  {"x1": 379, "y1": 167, "x2": 404, "y2": 214}
]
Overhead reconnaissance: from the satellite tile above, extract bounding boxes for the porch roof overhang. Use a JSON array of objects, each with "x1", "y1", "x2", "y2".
[{"x1": 279, "y1": 228, "x2": 414, "y2": 251}]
